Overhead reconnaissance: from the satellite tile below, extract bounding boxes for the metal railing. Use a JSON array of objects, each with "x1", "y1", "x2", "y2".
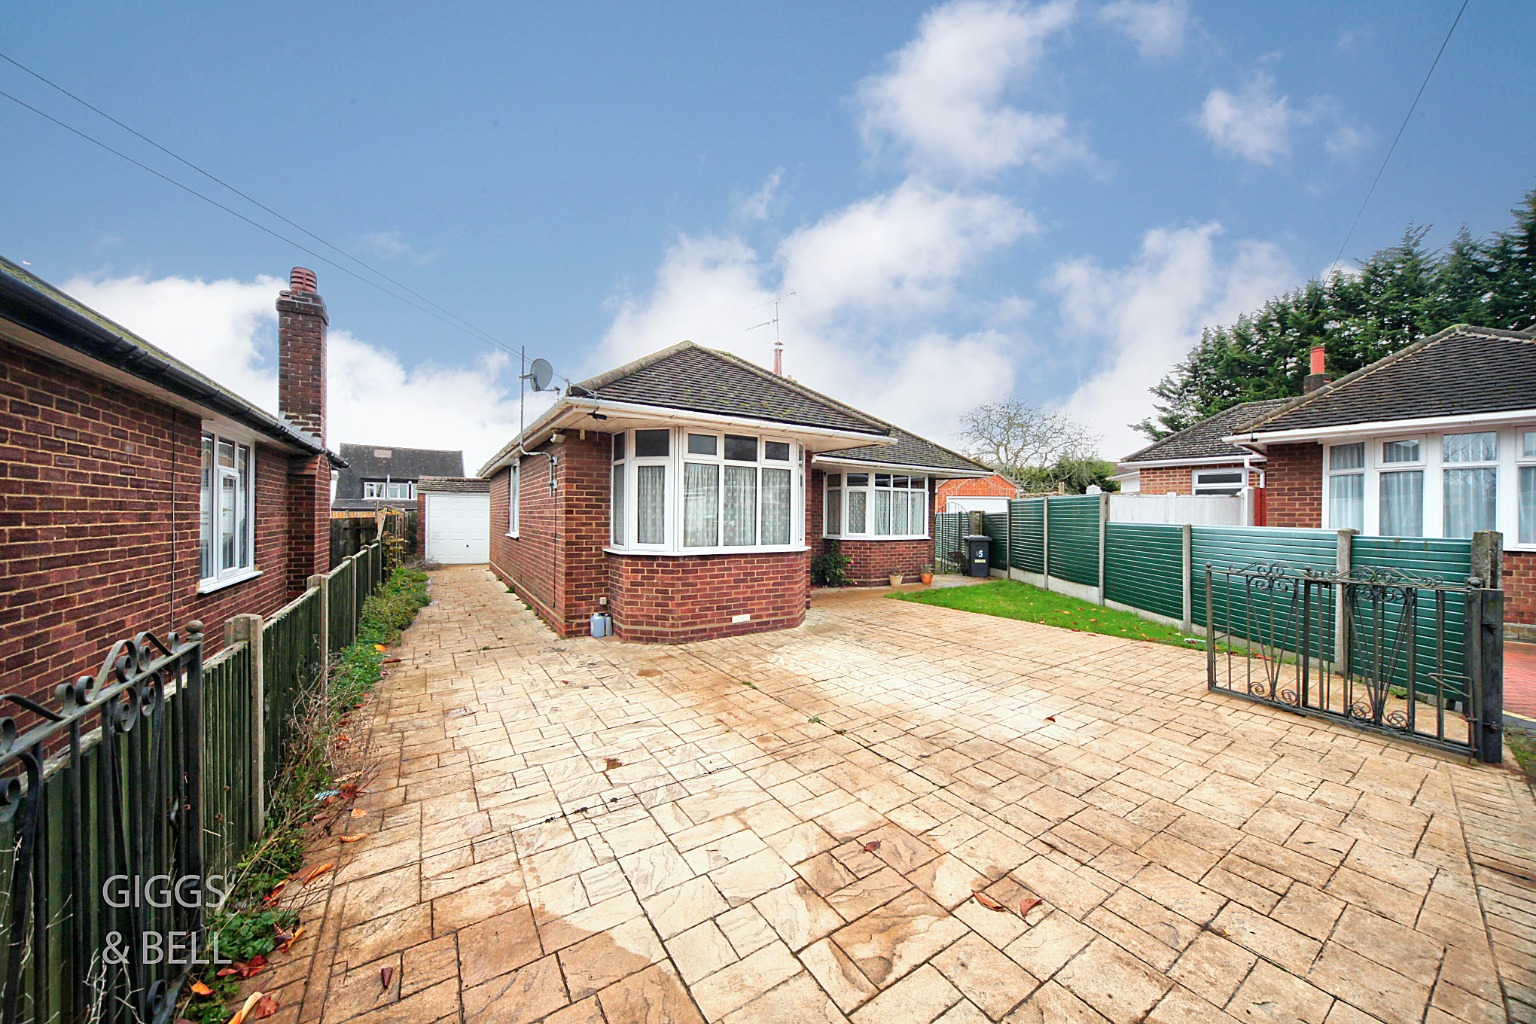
[{"x1": 1205, "y1": 562, "x2": 1504, "y2": 762}]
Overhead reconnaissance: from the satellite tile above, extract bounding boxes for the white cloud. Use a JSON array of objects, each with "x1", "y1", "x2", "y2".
[
  {"x1": 1049, "y1": 223, "x2": 1295, "y2": 457},
  {"x1": 737, "y1": 170, "x2": 783, "y2": 221},
  {"x1": 360, "y1": 230, "x2": 437, "y2": 266},
  {"x1": 1198, "y1": 74, "x2": 1294, "y2": 165},
  {"x1": 1098, "y1": 0, "x2": 1190, "y2": 59},
  {"x1": 856, "y1": 0, "x2": 1084, "y2": 179},
  {"x1": 1323, "y1": 120, "x2": 1370, "y2": 160},
  {"x1": 61, "y1": 272, "x2": 524, "y2": 470}
]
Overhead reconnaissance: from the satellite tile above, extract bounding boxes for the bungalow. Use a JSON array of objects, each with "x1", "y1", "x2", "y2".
[
  {"x1": 1227, "y1": 325, "x2": 1536, "y2": 633},
  {"x1": 333, "y1": 444, "x2": 465, "y2": 512},
  {"x1": 0, "y1": 259, "x2": 337, "y2": 699},
  {"x1": 479, "y1": 341, "x2": 990, "y2": 642}
]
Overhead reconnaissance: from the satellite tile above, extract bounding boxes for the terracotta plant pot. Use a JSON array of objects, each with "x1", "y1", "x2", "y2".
[
  {"x1": 920, "y1": 573, "x2": 934, "y2": 585},
  {"x1": 889, "y1": 573, "x2": 903, "y2": 587}
]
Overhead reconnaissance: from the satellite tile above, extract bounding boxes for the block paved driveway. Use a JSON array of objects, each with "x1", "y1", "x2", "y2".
[{"x1": 264, "y1": 566, "x2": 1536, "y2": 1024}]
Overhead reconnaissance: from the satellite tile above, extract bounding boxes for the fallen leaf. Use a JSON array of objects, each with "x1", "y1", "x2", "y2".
[
  {"x1": 351, "y1": 808, "x2": 368, "y2": 818},
  {"x1": 190, "y1": 980, "x2": 214, "y2": 997},
  {"x1": 863, "y1": 840, "x2": 881, "y2": 853},
  {"x1": 382, "y1": 657, "x2": 401, "y2": 665},
  {"x1": 253, "y1": 994, "x2": 279, "y2": 1020},
  {"x1": 1018, "y1": 896, "x2": 1042, "y2": 920},
  {"x1": 373, "y1": 643, "x2": 388, "y2": 652},
  {"x1": 973, "y1": 892, "x2": 1006, "y2": 912},
  {"x1": 380, "y1": 965, "x2": 395, "y2": 991},
  {"x1": 276, "y1": 926, "x2": 306, "y2": 953},
  {"x1": 301, "y1": 862, "x2": 335, "y2": 886},
  {"x1": 1044, "y1": 716, "x2": 1056, "y2": 723},
  {"x1": 340, "y1": 834, "x2": 366, "y2": 843},
  {"x1": 228, "y1": 992, "x2": 263, "y2": 1024},
  {"x1": 262, "y1": 881, "x2": 288, "y2": 905}
]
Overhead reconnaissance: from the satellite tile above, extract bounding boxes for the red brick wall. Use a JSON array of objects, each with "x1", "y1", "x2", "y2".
[
  {"x1": 1262, "y1": 444, "x2": 1324, "y2": 527},
  {"x1": 607, "y1": 550, "x2": 808, "y2": 642},
  {"x1": 1134, "y1": 462, "x2": 1258, "y2": 495},
  {"x1": 0, "y1": 342, "x2": 304, "y2": 701},
  {"x1": 936, "y1": 474, "x2": 1015, "y2": 499},
  {"x1": 488, "y1": 431, "x2": 612, "y2": 636},
  {"x1": 276, "y1": 274, "x2": 327, "y2": 441},
  {"x1": 1504, "y1": 551, "x2": 1536, "y2": 627}
]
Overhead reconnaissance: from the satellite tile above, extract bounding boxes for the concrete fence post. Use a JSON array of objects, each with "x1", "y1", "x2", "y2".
[
  {"x1": 1334, "y1": 529, "x2": 1357, "y2": 672},
  {"x1": 1042, "y1": 498, "x2": 1051, "y2": 591},
  {"x1": 225, "y1": 612, "x2": 266, "y2": 836},
  {"x1": 308, "y1": 572, "x2": 329, "y2": 671},
  {"x1": 1180, "y1": 523, "x2": 1194, "y2": 633},
  {"x1": 1096, "y1": 492, "x2": 1109, "y2": 605}
]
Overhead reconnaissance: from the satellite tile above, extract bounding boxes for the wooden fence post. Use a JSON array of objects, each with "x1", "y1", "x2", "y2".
[
  {"x1": 1334, "y1": 529, "x2": 1356, "y2": 671},
  {"x1": 1180, "y1": 523, "x2": 1194, "y2": 633},
  {"x1": 308, "y1": 573, "x2": 329, "y2": 670},
  {"x1": 1468, "y1": 530, "x2": 1505, "y2": 764},
  {"x1": 225, "y1": 612, "x2": 266, "y2": 836}
]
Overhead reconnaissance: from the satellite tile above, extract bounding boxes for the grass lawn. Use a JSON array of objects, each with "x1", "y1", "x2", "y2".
[{"x1": 891, "y1": 579, "x2": 1206, "y2": 650}]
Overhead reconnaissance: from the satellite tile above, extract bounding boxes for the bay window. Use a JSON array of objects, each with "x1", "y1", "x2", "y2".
[
  {"x1": 200, "y1": 429, "x2": 255, "y2": 586},
  {"x1": 1520, "y1": 431, "x2": 1536, "y2": 545},
  {"x1": 609, "y1": 427, "x2": 802, "y2": 553},
  {"x1": 1326, "y1": 442, "x2": 1364, "y2": 532},
  {"x1": 823, "y1": 471, "x2": 928, "y2": 539},
  {"x1": 1379, "y1": 437, "x2": 1424, "y2": 537},
  {"x1": 1442, "y1": 431, "x2": 1497, "y2": 538}
]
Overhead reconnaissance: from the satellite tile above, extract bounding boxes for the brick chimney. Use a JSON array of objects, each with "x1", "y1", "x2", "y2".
[
  {"x1": 277, "y1": 267, "x2": 327, "y2": 443},
  {"x1": 1303, "y1": 344, "x2": 1331, "y2": 394},
  {"x1": 277, "y1": 268, "x2": 331, "y2": 585}
]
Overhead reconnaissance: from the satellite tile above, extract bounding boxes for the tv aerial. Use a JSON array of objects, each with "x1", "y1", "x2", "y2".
[{"x1": 748, "y1": 291, "x2": 796, "y2": 375}]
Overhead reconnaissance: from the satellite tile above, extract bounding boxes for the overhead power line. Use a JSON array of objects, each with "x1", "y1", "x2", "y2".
[
  {"x1": 0, "y1": 54, "x2": 521, "y2": 360},
  {"x1": 1329, "y1": 0, "x2": 1471, "y2": 273}
]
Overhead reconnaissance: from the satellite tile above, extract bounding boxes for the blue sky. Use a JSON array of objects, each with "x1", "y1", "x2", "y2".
[{"x1": 6, "y1": 1, "x2": 1533, "y2": 466}]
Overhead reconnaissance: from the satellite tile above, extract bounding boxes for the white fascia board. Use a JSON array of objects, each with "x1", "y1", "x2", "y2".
[
  {"x1": 1229, "y1": 407, "x2": 1536, "y2": 447},
  {"x1": 1115, "y1": 454, "x2": 1263, "y2": 470},
  {"x1": 562, "y1": 398, "x2": 894, "y2": 449},
  {"x1": 813, "y1": 455, "x2": 991, "y2": 478}
]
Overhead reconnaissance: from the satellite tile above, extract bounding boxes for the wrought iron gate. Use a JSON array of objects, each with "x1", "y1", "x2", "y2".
[
  {"x1": 0, "y1": 623, "x2": 206, "y2": 1024},
  {"x1": 1205, "y1": 564, "x2": 1503, "y2": 762}
]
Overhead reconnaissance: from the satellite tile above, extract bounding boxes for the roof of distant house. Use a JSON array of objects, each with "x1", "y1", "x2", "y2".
[
  {"x1": 820, "y1": 427, "x2": 989, "y2": 474},
  {"x1": 338, "y1": 444, "x2": 464, "y2": 482},
  {"x1": 1121, "y1": 399, "x2": 1295, "y2": 465},
  {"x1": 0, "y1": 254, "x2": 336, "y2": 462},
  {"x1": 572, "y1": 342, "x2": 889, "y2": 436},
  {"x1": 417, "y1": 476, "x2": 490, "y2": 493},
  {"x1": 1240, "y1": 325, "x2": 1536, "y2": 437}
]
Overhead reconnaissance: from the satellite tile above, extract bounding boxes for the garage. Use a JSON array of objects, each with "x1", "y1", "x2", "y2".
[{"x1": 421, "y1": 480, "x2": 491, "y2": 564}]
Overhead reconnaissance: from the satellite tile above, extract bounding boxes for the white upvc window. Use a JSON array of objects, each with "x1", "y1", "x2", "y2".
[
  {"x1": 364, "y1": 479, "x2": 414, "y2": 500},
  {"x1": 823, "y1": 471, "x2": 928, "y2": 540},
  {"x1": 1520, "y1": 430, "x2": 1536, "y2": 546},
  {"x1": 1442, "y1": 431, "x2": 1498, "y2": 539},
  {"x1": 508, "y1": 462, "x2": 521, "y2": 537},
  {"x1": 1326, "y1": 442, "x2": 1365, "y2": 532},
  {"x1": 199, "y1": 429, "x2": 256, "y2": 587},
  {"x1": 1192, "y1": 468, "x2": 1245, "y2": 497},
  {"x1": 609, "y1": 427, "x2": 802, "y2": 555},
  {"x1": 1378, "y1": 435, "x2": 1425, "y2": 538}
]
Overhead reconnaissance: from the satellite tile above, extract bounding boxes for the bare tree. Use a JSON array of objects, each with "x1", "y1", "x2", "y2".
[{"x1": 956, "y1": 398, "x2": 1102, "y2": 476}]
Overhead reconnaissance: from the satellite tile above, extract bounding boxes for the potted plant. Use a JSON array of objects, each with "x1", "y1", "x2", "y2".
[
  {"x1": 889, "y1": 571, "x2": 904, "y2": 587},
  {"x1": 920, "y1": 564, "x2": 934, "y2": 585}
]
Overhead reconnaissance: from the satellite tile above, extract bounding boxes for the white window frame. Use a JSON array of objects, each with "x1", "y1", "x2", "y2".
[
  {"x1": 1325, "y1": 442, "x2": 1365, "y2": 532},
  {"x1": 1192, "y1": 468, "x2": 1246, "y2": 497},
  {"x1": 607, "y1": 426, "x2": 805, "y2": 555},
  {"x1": 1442, "y1": 430, "x2": 1499, "y2": 539},
  {"x1": 507, "y1": 461, "x2": 520, "y2": 537},
  {"x1": 1314, "y1": 425, "x2": 1536, "y2": 550},
  {"x1": 363, "y1": 479, "x2": 415, "y2": 501},
  {"x1": 199, "y1": 427, "x2": 259, "y2": 592},
  {"x1": 822, "y1": 470, "x2": 929, "y2": 541}
]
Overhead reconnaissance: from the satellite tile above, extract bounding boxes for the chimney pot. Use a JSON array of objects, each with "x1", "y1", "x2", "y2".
[
  {"x1": 290, "y1": 267, "x2": 318, "y2": 294},
  {"x1": 1309, "y1": 345, "x2": 1326, "y2": 375},
  {"x1": 1303, "y1": 344, "x2": 1332, "y2": 394}
]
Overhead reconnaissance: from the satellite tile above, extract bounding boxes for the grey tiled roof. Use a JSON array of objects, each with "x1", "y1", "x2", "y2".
[
  {"x1": 335, "y1": 445, "x2": 464, "y2": 503},
  {"x1": 1121, "y1": 399, "x2": 1295, "y2": 464},
  {"x1": 821, "y1": 428, "x2": 990, "y2": 475},
  {"x1": 1247, "y1": 325, "x2": 1536, "y2": 435},
  {"x1": 571, "y1": 343, "x2": 888, "y2": 436},
  {"x1": 417, "y1": 476, "x2": 491, "y2": 493}
]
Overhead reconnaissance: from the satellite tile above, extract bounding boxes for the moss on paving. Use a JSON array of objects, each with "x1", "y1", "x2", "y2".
[{"x1": 890, "y1": 579, "x2": 1206, "y2": 650}]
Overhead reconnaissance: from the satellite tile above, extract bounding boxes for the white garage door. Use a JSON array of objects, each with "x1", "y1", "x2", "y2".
[{"x1": 425, "y1": 492, "x2": 490, "y2": 564}]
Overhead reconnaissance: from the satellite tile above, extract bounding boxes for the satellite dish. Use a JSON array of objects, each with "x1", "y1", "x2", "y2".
[{"x1": 529, "y1": 357, "x2": 553, "y2": 392}]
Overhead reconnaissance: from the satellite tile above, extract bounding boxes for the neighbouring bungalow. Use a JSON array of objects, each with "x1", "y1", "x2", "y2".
[
  {"x1": 332, "y1": 444, "x2": 464, "y2": 512},
  {"x1": 1226, "y1": 326, "x2": 1536, "y2": 633},
  {"x1": 935, "y1": 472, "x2": 1019, "y2": 516},
  {"x1": 479, "y1": 341, "x2": 991, "y2": 642},
  {"x1": 0, "y1": 260, "x2": 338, "y2": 697}
]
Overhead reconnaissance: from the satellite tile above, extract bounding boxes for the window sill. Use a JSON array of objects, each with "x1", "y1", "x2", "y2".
[
  {"x1": 506, "y1": 532, "x2": 519, "y2": 539},
  {"x1": 198, "y1": 569, "x2": 262, "y2": 595},
  {"x1": 605, "y1": 546, "x2": 810, "y2": 557},
  {"x1": 823, "y1": 535, "x2": 931, "y2": 542}
]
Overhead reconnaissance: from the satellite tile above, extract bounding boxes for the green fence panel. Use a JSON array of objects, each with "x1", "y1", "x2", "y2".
[
  {"x1": 1350, "y1": 536, "x2": 1472, "y2": 701},
  {"x1": 327, "y1": 557, "x2": 356, "y2": 652},
  {"x1": 1103, "y1": 523, "x2": 1183, "y2": 620},
  {"x1": 1046, "y1": 495, "x2": 1101, "y2": 587},
  {"x1": 1191, "y1": 526, "x2": 1339, "y2": 661},
  {"x1": 261, "y1": 588, "x2": 322, "y2": 794},
  {"x1": 982, "y1": 513, "x2": 1008, "y2": 569},
  {"x1": 1010, "y1": 499, "x2": 1044, "y2": 574},
  {"x1": 202, "y1": 642, "x2": 255, "y2": 877},
  {"x1": 933, "y1": 512, "x2": 964, "y2": 570}
]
